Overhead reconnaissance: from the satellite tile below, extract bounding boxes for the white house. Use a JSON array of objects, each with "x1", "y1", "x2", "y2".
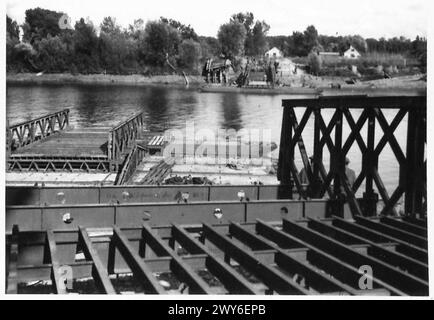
[
  {"x1": 344, "y1": 45, "x2": 361, "y2": 59},
  {"x1": 265, "y1": 47, "x2": 283, "y2": 59}
]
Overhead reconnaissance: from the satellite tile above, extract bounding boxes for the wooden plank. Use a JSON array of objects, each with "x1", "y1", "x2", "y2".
[
  {"x1": 112, "y1": 226, "x2": 166, "y2": 294},
  {"x1": 171, "y1": 224, "x2": 260, "y2": 294},
  {"x1": 141, "y1": 223, "x2": 213, "y2": 294},
  {"x1": 78, "y1": 227, "x2": 116, "y2": 294}
]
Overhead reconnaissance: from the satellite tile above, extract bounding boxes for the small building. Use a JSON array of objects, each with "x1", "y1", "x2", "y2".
[
  {"x1": 265, "y1": 47, "x2": 283, "y2": 59},
  {"x1": 344, "y1": 45, "x2": 361, "y2": 59}
]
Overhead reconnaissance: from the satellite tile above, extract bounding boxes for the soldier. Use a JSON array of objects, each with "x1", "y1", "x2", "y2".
[{"x1": 345, "y1": 157, "x2": 356, "y2": 188}]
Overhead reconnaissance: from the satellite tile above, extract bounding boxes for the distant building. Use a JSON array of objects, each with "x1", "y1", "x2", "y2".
[
  {"x1": 344, "y1": 45, "x2": 361, "y2": 59},
  {"x1": 265, "y1": 47, "x2": 283, "y2": 59}
]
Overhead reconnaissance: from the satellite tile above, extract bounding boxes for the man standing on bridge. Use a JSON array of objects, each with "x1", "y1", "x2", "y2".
[{"x1": 345, "y1": 157, "x2": 356, "y2": 189}]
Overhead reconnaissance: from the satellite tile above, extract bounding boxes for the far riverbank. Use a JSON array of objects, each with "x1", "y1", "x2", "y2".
[
  {"x1": 6, "y1": 73, "x2": 204, "y2": 87},
  {"x1": 7, "y1": 72, "x2": 426, "y2": 91}
]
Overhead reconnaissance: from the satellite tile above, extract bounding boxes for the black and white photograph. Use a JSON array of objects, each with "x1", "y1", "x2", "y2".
[{"x1": 2, "y1": 0, "x2": 431, "y2": 302}]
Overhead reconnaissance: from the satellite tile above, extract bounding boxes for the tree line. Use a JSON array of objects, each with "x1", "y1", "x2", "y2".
[{"x1": 6, "y1": 8, "x2": 427, "y2": 75}]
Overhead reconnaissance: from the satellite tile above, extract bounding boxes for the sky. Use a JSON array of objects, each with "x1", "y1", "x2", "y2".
[{"x1": 6, "y1": 0, "x2": 429, "y2": 39}]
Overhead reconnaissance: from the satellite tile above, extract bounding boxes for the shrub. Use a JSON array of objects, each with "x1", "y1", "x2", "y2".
[{"x1": 307, "y1": 52, "x2": 322, "y2": 75}]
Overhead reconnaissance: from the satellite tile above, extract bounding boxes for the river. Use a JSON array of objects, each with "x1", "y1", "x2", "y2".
[{"x1": 6, "y1": 83, "x2": 408, "y2": 195}]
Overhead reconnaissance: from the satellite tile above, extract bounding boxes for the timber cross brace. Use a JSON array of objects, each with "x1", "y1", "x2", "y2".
[{"x1": 277, "y1": 93, "x2": 426, "y2": 218}]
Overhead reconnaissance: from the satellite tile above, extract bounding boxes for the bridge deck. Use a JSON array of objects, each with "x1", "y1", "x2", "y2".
[{"x1": 11, "y1": 127, "x2": 110, "y2": 158}]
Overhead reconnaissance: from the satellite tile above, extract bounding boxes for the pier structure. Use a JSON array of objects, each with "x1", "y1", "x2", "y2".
[{"x1": 277, "y1": 92, "x2": 426, "y2": 219}]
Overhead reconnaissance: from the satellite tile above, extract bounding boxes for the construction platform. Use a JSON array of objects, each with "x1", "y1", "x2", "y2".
[
  {"x1": 5, "y1": 92, "x2": 427, "y2": 295},
  {"x1": 5, "y1": 183, "x2": 428, "y2": 295},
  {"x1": 6, "y1": 216, "x2": 428, "y2": 295},
  {"x1": 6, "y1": 109, "x2": 149, "y2": 173}
]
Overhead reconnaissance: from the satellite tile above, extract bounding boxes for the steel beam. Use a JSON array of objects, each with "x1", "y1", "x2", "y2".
[
  {"x1": 202, "y1": 223, "x2": 312, "y2": 295},
  {"x1": 282, "y1": 218, "x2": 428, "y2": 295},
  {"x1": 307, "y1": 219, "x2": 428, "y2": 281},
  {"x1": 78, "y1": 227, "x2": 116, "y2": 294},
  {"x1": 402, "y1": 216, "x2": 427, "y2": 228},
  {"x1": 255, "y1": 219, "x2": 404, "y2": 296},
  {"x1": 171, "y1": 224, "x2": 260, "y2": 294},
  {"x1": 141, "y1": 223, "x2": 213, "y2": 294},
  {"x1": 379, "y1": 217, "x2": 427, "y2": 237},
  {"x1": 6, "y1": 226, "x2": 19, "y2": 294},
  {"x1": 229, "y1": 222, "x2": 358, "y2": 295},
  {"x1": 112, "y1": 226, "x2": 166, "y2": 294},
  {"x1": 282, "y1": 95, "x2": 426, "y2": 109},
  {"x1": 332, "y1": 216, "x2": 428, "y2": 264},
  {"x1": 354, "y1": 216, "x2": 427, "y2": 249},
  {"x1": 45, "y1": 230, "x2": 67, "y2": 294}
]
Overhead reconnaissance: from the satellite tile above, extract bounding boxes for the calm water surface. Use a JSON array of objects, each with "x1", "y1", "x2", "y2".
[{"x1": 7, "y1": 84, "x2": 408, "y2": 194}]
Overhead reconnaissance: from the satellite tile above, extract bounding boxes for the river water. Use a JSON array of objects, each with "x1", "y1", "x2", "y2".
[{"x1": 6, "y1": 83, "x2": 408, "y2": 194}]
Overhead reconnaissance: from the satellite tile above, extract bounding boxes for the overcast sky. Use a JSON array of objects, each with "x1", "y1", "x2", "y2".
[{"x1": 6, "y1": 0, "x2": 428, "y2": 39}]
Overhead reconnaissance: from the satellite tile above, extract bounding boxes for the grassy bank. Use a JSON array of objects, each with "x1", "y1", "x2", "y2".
[{"x1": 6, "y1": 73, "x2": 205, "y2": 86}]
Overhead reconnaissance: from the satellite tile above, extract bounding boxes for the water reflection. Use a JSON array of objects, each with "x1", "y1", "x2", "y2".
[
  {"x1": 6, "y1": 83, "x2": 409, "y2": 193},
  {"x1": 221, "y1": 93, "x2": 242, "y2": 131}
]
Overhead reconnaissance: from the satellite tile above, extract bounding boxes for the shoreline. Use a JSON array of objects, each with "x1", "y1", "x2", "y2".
[
  {"x1": 6, "y1": 72, "x2": 204, "y2": 87},
  {"x1": 7, "y1": 72, "x2": 426, "y2": 91}
]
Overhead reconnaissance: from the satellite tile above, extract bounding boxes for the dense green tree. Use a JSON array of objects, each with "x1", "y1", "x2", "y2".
[
  {"x1": 7, "y1": 15, "x2": 20, "y2": 40},
  {"x1": 198, "y1": 36, "x2": 221, "y2": 58},
  {"x1": 35, "y1": 35, "x2": 70, "y2": 72},
  {"x1": 128, "y1": 19, "x2": 145, "y2": 39},
  {"x1": 290, "y1": 31, "x2": 305, "y2": 56},
  {"x1": 100, "y1": 16, "x2": 121, "y2": 34},
  {"x1": 266, "y1": 35, "x2": 288, "y2": 54},
  {"x1": 412, "y1": 36, "x2": 427, "y2": 72},
  {"x1": 307, "y1": 51, "x2": 322, "y2": 75},
  {"x1": 22, "y1": 7, "x2": 63, "y2": 44},
  {"x1": 217, "y1": 21, "x2": 247, "y2": 58},
  {"x1": 99, "y1": 17, "x2": 128, "y2": 73},
  {"x1": 250, "y1": 21, "x2": 270, "y2": 55},
  {"x1": 140, "y1": 21, "x2": 181, "y2": 67},
  {"x1": 230, "y1": 12, "x2": 269, "y2": 56},
  {"x1": 303, "y1": 25, "x2": 319, "y2": 54},
  {"x1": 178, "y1": 39, "x2": 202, "y2": 72},
  {"x1": 160, "y1": 17, "x2": 198, "y2": 41},
  {"x1": 5, "y1": 9, "x2": 427, "y2": 75},
  {"x1": 7, "y1": 16, "x2": 20, "y2": 71},
  {"x1": 73, "y1": 18, "x2": 100, "y2": 73},
  {"x1": 99, "y1": 17, "x2": 139, "y2": 74}
]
